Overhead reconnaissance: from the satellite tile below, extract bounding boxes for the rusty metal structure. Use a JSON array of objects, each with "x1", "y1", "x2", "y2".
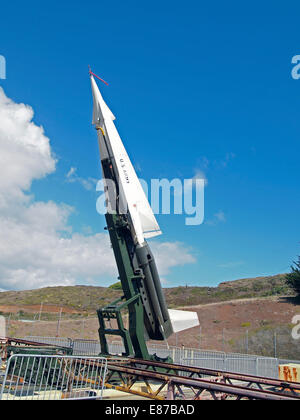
[
  {"x1": 1, "y1": 337, "x2": 300, "y2": 400},
  {"x1": 103, "y1": 357, "x2": 300, "y2": 400}
]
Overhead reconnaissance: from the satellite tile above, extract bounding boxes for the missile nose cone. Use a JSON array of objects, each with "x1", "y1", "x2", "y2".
[{"x1": 90, "y1": 74, "x2": 115, "y2": 125}]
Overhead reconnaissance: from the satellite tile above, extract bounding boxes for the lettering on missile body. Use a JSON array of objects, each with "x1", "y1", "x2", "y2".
[{"x1": 120, "y1": 158, "x2": 130, "y2": 183}]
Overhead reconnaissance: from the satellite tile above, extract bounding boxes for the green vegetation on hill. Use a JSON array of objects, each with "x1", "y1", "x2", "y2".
[
  {"x1": 0, "y1": 274, "x2": 293, "y2": 313},
  {"x1": 0, "y1": 286, "x2": 122, "y2": 313},
  {"x1": 165, "y1": 274, "x2": 292, "y2": 308},
  {"x1": 232, "y1": 324, "x2": 300, "y2": 359},
  {"x1": 108, "y1": 281, "x2": 123, "y2": 290}
]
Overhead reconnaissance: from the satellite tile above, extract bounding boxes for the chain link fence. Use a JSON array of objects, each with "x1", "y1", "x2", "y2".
[
  {"x1": 7, "y1": 308, "x2": 300, "y2": 361},
  {"x1": 24, "y1": 335, "x2": 296, "y2": 379}
]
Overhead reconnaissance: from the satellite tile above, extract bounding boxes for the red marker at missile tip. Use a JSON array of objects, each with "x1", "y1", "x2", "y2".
[{"x1": 88, "y1": 66, "x2": 109, "y2": 86}]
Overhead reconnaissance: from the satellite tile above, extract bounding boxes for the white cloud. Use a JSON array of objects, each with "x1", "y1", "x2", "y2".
[
  {"x1": 193, "y1": 169, "x2": 208, "y2": 186},
  {"x1": 66, "y1": 167, "x2": 77, "y2": 178},
  {"x1": 220, "y1": 152, "x2": 236, "y2": 168},
  {"x1": 65, "y1": 166, "x2": 98, "y2": 191},
  {"x1": 205, "y1": 210, "x2": 226, "y2": 226},
  {"x1": 214, "y1": 210, "x2": 226, "y2": 223},
  {"x1": 184, "y1": 169, "x2": 208, "y2": 193},
  {"x1": 0, "y1": 204, "x2": 118, "y2": 290},
  {"x1": 0, "y1": 89, "x2": 195, "y2": 291},
  {"x1": 151, "y1": 241, "x2": 196, "y2": 276},
  {"x1": 0, "y1": 88, "x2": 116, "y2": 290},
  {"x1": 0, "y1": 88, "x2": 56, "y2": 209}
]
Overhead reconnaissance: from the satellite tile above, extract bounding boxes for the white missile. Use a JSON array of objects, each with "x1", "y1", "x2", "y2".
[
  {"x1": 90, "y1": 74, "x2": 161, "y2": 245},
  {"x1": 91, "y1": 73, "x2": 199, "y2": 337}
]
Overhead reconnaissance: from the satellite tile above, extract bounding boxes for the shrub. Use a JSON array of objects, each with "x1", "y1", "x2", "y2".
[
  {"x1": 108, "y1": 282, "x2": 123, "y2": 290},
  {"x1": 286, "y1": 256, "x2": 300, "y2": 296}
]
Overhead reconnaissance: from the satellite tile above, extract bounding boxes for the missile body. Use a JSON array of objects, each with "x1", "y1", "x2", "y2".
[{"x1": 91, "y1": 75, "x2": 173, "y2": 340}]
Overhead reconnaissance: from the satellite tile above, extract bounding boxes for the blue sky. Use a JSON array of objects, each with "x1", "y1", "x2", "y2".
[{"x1": 0, "y1": 0, "x2": 299, "y2": 289}]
